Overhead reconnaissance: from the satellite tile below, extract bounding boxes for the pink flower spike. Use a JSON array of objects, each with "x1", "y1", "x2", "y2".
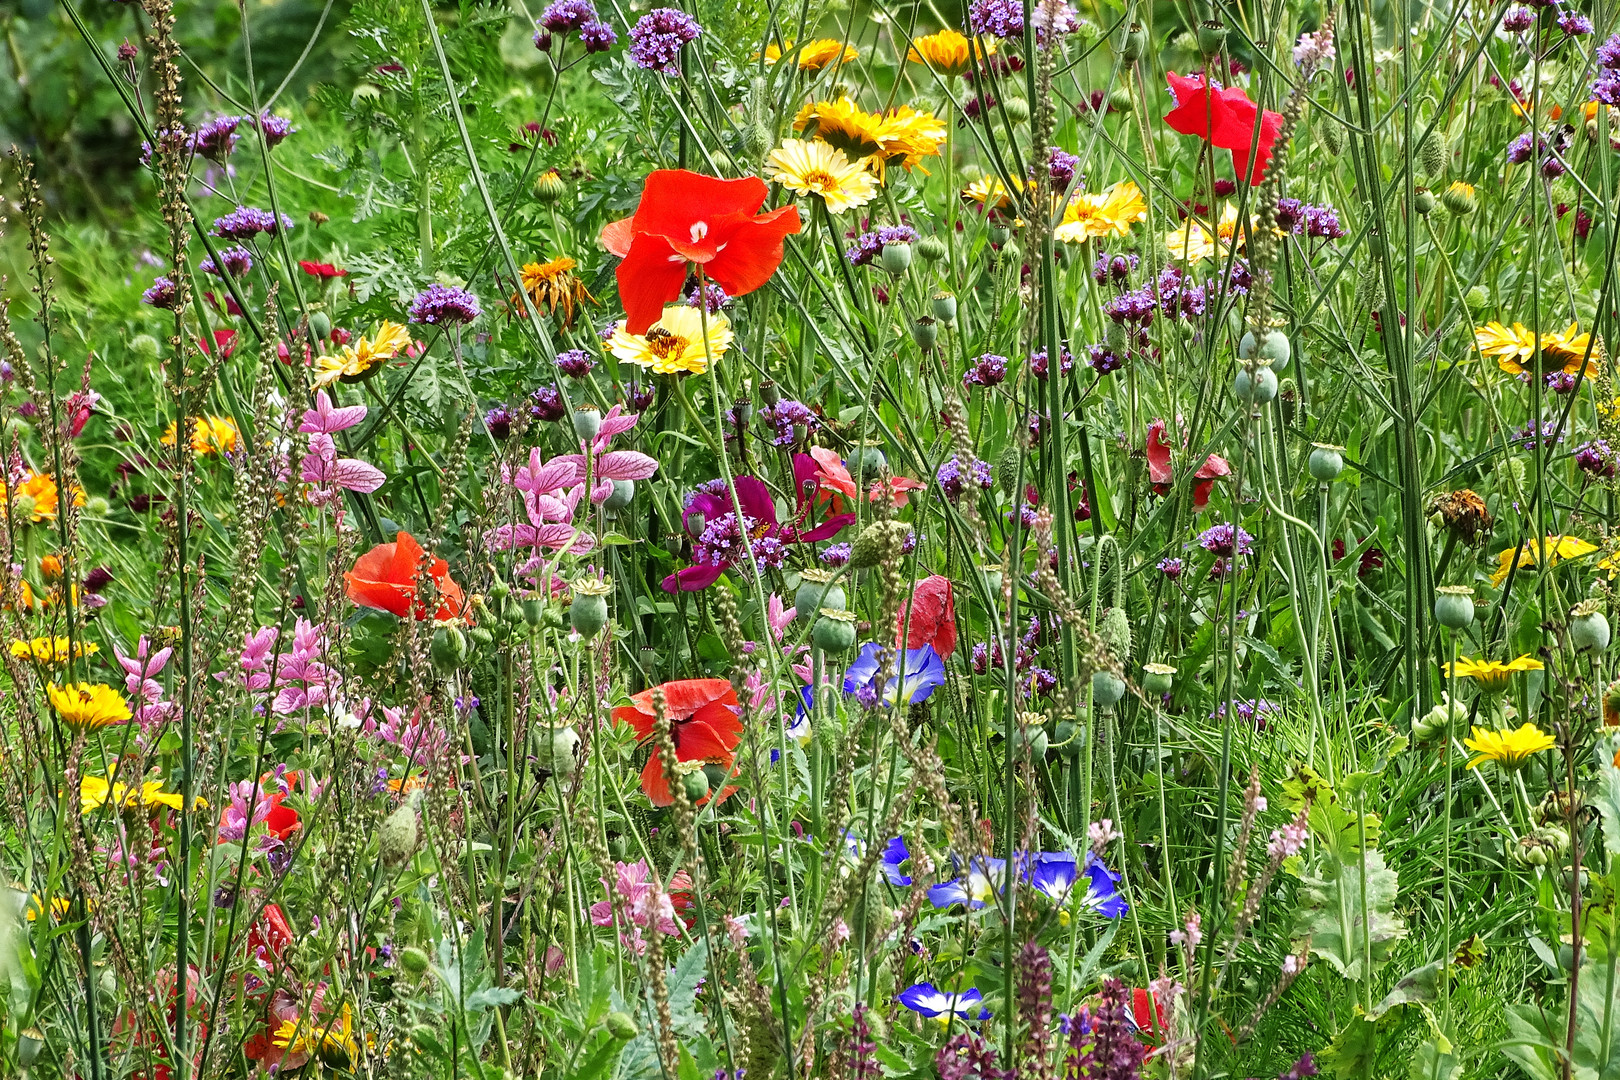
[{"x1": 299, "y1": 390, "x2": 368, "y2": 434}]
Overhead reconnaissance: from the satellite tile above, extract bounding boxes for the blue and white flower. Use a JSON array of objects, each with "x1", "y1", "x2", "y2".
[{"x1": 897, "y1": 982, "x2": 991, "y2": 1022}]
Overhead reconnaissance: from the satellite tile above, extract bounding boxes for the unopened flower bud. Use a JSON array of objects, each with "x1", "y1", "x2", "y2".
[
  {"x1": 572, "y1": 406, "x2": 601, "y2": 444},
  {"x1": 379, "y1": 802, "x2": 419, "y2": 868},
  {"x1": 917, "y1": 235, "x2": 947, "y2": 262},
  {"x1": 533, "y1": 169, "x2": 567, "y2": 203}
]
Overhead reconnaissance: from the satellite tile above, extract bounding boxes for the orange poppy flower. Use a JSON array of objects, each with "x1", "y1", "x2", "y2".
[
  {"x1": 612, "y1": 679, "x2": 743, "y2": 807},
  {"x1": 808, "y1": 446, "x2": 924, "y2": 511},
  {"x1": 344, "y1": 532, "x2": 464, "y2": 620}
]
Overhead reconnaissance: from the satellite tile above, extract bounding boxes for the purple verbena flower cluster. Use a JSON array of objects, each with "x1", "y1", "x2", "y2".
[
  {"x1": 629, "y1": 8, "x2": 701, "y2": 73},
  {"x1": 408, "y1": 284, "x2": 483, "y2": 326},
  {"x1": 937, "y1": 455, "x2": 993, "y2": 502},
  {"x1": 212, "y1": 206, "x2": 294, "y2": 240},
  {"x1": 1198, "y1": 522, "x2": 1255, "y2": 556},
  {"x1": 760, "y1": 399, "x2": 818, "y2": 446},
  {"x1": 847, "y1": 225, "x2": 920, "y2": 267},
  {"x1": 199, "y1": 246, "x2": 254, "y2": 278},
  {"x1": 963, "y1": 353, "x2": 1009, "y2": 388}
]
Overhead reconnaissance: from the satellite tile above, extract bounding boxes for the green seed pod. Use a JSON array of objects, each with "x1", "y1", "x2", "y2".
[
  {"x1": 1233, "y1": 362, "x2": 1279, "y2": 405},
  {"x1": 130, "y1": 334, "x2": 161, "y2": 361},
  {"x1": 467, "y1": 626, "x2": 495, "y2": 647},
  {"x1": 995, "y1": 447, "x2": 1021, "y2": 496},
  {"x1": 813, "y1": 609, "x2": 859, "y2": 652},
  {"x1": 1106, "y1": 86, "x2": 1133, "y2": 113},
  {"x1": 604, "y1": 1012, "x2": 638, "y2": 1040},
  {"x1": 1016, "y1": 725, "x2": 1049, "y2": 757},
  {"x1": 570, "y1": 575, "x2": 613, "y2": 639},
  {"x1": 572, "y1": 406, "x2": 602, "y2": 444},
  {"x1": 86, "y1": 495, "x2": 111, "y2": 517},
  {"x1": 880, "y1": 242, "x2": 913, "y2": 275},
  {"x1": 988, "y1": 225, "x2": 1011, "y2": 246},
  {"x1": 1465, "y1": 285, "x2": 1491, "y2": 313},
  {"x1": 1092, "y1": 670, "x2": 1127, "y2": 707},
  {"x1": 1053, "y1": 720, "x2": 1084, "y2": 757},
  {"x1": 743, "y1": 122, "x2": 773, "y2": 159},
  {"x1": 17, "y1": 1028, "x2": 43, "y2": 1068},
  {"x1": 853, "y1": 441, "x2": 887, "y2": 481},
  {"x1": 917, "y1": 235, "x2": 948, "y2": 263},
  {"x1": 849, "y1": 520, "x2": 910, "y2": 569},
  {"x1": 1142, "y1": 662, "x2": 1175, "y2": 695},
  {"x1": 1571, "y1": 599, "x2": 1611, "y2": 653},
  {"x1": 1419, "y1": 130, "x2": 1448, "y2": 177},
  {"x1": 682, "y1": 768, "x2": 710, "y2": 803},
  {"x1": 1308, "y1": 443, "x2": 1346, "y2": 483},
  {"x1": 1257, "y1": 330, "x2": 1292, "y2": 371},
  {"x1": 931, "y1": 290, "x2": 958, "y2": 323},
  {"x1": 1098, "y1": 606, "x2": 1132, "y2": 658},
  {"x1": 1433, "y1": 585, "x2": 1476, "y2": 630},
  {"x1": 1318, "y1": 119, "x2": 1345, "y2": 156},
  {"x1": 912, "y1": 316, "x2": 940, "y2": 351},
  {"x1": 429, "y1": 625, "x2": 467, "y2": 674},
  {"x1": 379, "y1": 803, "x2": 419, "y2": 868},
  {"x1": 1414, "y1": 187, "x2": 1436, "y2": 215},
  {"x1": 701, "y1": 762, "x2": 729, "y2": 792},
  {"x1": 1119, "y1": 21, "x2": 1145, "y2": 61},
  {"x1": 795, "y1": 568, "x2": 845, "y2": 619},
  {"x1": 520, "y1": 597, "x2": 546, "y2": 626},
  {"x1": 1197, "y1": 19, "x2": 1228, "y2": 54},
  {"x1": 603, "y1": 479, "x2": 635, "y2": 511},
  {"x1": 399, "y1": 946, "x2": 430, "y2": 976},
  {"x1": 308, "y1": 309, "x2": 332, "y2": 341}
]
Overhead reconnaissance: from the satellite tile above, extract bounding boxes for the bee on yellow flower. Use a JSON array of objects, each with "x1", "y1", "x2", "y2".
[
  {"x1": 0, "y1": 471, "x2": 85, "y2": 525},
  {"x1": 513, "y1": 256, "x2": 595, "y2": 328},
  {"x1": 161, "y1": 415, "x2": 241, "y2": 457},
  {"x1": 763, "y1": 38, "x2": 858, "y2": 70},
  {"x1": 907, "y1": 29, "x2": 995, "y2": 77},
  {"x1": 768, "y1": 140, "x2": 879, "y2": 213},
  {"x1": 312, "y1": 322, "x2": 414, "y2": 388},
  {"x1": 1444, "y1": 655, "x2": 1544, "y2": 694},
  {"x1": 607, "y1": 305, "x2": 733, "y2": 376},
  {"x1": 1053, "y1": 181, "x2": 1148, "y2": 243},
  {"x1": 9, "y1": 636, "x2": 98, "y2": 666},
  {"x1": 47, "y1": 683, "x2": 132, "y2": 732},
  {"x1": 1489, "y1": 534, "x2": 1597, "y2": 587},
  {"x1": 1464, "y1": 722, "x2": 1556, "y2": 769}
]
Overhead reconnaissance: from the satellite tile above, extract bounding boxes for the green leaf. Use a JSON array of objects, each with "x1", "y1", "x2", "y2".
[
  {"x1": 465, "y1": 985, "x2": 522, "y2": 1011},
  {"x1": 1370, "y1": 961, "x2": 1441, "y2": 1019},
  {"x1": 568, "y1": 1032, "x2": 625, "y2": 1080},
  {"x1": 1293, "y1": 848, "x2": 1407, "y2": 981},
  {"x1": 1281, "y1": 765, "x2": 1382, "y2": 861},
  {"x1": 1408, "y1": 1036, "x2": 1462, "y2": 1080},
  {"x1": 1503, "y1": 955, "x2": 1620, "y2": 1080},
  {"x1": 1318, "y1": 1010, "x2": 1380, "y2": 1077}
]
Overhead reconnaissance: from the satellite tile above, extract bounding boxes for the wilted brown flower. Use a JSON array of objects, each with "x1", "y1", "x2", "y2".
[{"x1": 1427, "y1": 488, "x2": 1494, "y2": 546}]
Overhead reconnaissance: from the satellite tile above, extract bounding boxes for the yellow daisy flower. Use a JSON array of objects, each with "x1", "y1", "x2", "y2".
[
  {"x1": 1474, "y1": 320, "x2": 1601, "y2": 376},
  {"x1": 1463, "y1": 722, "x2": 1555, "y2": 769},
  {"x1": 608, "y1": 306, "x2": 733, "y2": 377},
  {"x1": 79, "y1": 774, "x2": 203, "y2": 815},
  {"x1": 1164, "y1": 204, "x2": 1249, "y2": 263},
  {"x1": 875, "y1": 105, "x2": 947, "y2": 172},
  {"x1": 795, "y1": 97, "x2": 886, "y2": 158},
  {"x1": 906, "y1": 29, "x2": 995, "y2": 77},
  {"x1": 1472, "y1": 321, "x2": 1539, "y2": 368},
  {"x1": 9, "y1": 636, "x2": 98, "y2": 666},
  {"x1": 962, "y1": 174, "x2": 1027, "y2": 214},
  {"x1": 1489, "y1": 534, "x2": 1597, "y2": 587},
  {"x1": 1542, "y1": 323, "x2": 1603, "y2": 369},
  {"x1": 1444, "y1": 654, "x2": 1544, "y2": 693},
  {"x1": 24, "y1": 894, "x2": 75, "y2": 922},
  {"x1": 768, "y1": 139, "x2": 878, "y2": 213},
  {"x1": 274, "y1": 1003, "x2": 361, "y2": 1070},
  {"x1": 764, "y1": 38, "x2": 858, "y2": 70},
  {"x1": 312, "y1": 321, "x2": 414, "y2": 389},
  {"x1": 47, "y1": 683, "x2": 132, "y2": 732},
  {"x1": 162, "y1": 415, "x2": 241, "y2": 457},
  {"x1": 1054, "y1": 181, "x2": 1148, "y2": 243}
]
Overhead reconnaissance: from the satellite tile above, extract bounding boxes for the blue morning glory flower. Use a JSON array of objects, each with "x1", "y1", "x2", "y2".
[
  {"x1": 1029, "y1": 851, "x2": 1128, "y2": 918},
  {"x1": 897, "y1": 982, "x2": 991, "y2": 1021},
  {"x1": 927, "y1": 855, "x2": 1008, "y2": 909},
  {"x1": 880, "y1": 836, "x2": 913, "y2": 886},
  {"x1": 842, "y1": 642, "x2": 946, "y2": 707},
  {"x1": 1079, "y1": 853, "x2": 1129, "y2": 918}
]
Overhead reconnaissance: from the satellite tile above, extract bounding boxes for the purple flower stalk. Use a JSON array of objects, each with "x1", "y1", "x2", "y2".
[
  {"x1": 1198, "y1": 523, "x2": 1254, "y2": 556},
  {"x1": 212, "y1": 206, "x2": 294, "y2": 240},
  {"x1": 192, "y1": 115, "x2": 243, "y2": 161},
  {"x1": 760, "y1": 399, "x2": 817, "y2": 446}
]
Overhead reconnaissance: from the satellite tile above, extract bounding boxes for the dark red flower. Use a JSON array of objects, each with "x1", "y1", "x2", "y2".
[
  {"x1": 600, "y1": 170, "x2": 802, "y2": 333},
  {"x1": 611, "y1": 679, "x2": 743, "y2": 806},
  {"x1": 1163, "y1": 72, "x2": 1284, "y2": 184},
  {"x1": 1146, "y1": 419, "x2": 1231, "y2": 509}
]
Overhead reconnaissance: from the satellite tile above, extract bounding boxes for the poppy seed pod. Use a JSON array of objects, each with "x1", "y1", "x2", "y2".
[
  {"x1": 18, "y1": 1028, "x2": 43, "y2": 1068},
  {"x1": 853, "y1": 441, "x2": 887, "y2": 481},
  {"x1": 1433, "y1": 584, "x2": 1476, "y2": 630},
  {"x1": 917, "y1": 235, "x2": 948, "y2": 263},
  {"x1": 1571, "y1": 599, "x2": 1611, "y2": 653},
  {"x1": 1053, "y1": 720, "x2": 1084, "y2": 757},
  {"x1": 1092, "y1": 669, "x2": 1127, "y2": 707},
  {"x1": 795, "y1": 568, "x2": 846, "y2": 619},
  {"x1": 1142, "y1": 662, "x2": 1176, "y2": 695},
  {"x1": 701, "y1": 762, "x2": 729, "y2": 792},
  {"x1": 681, "y1": 767, "x2": 710, "y2": 803},
  {"x1": 570, "y1": 575, "x2": 613, "y2": 639},
  {"x1": 1197, "y1": 19, "x2": 1228, "y2": 54},
  {"x1": 379, "y1": 802, "x2": 419, "y2": 868},
  {"x1": 932, "y1": 290, "x2": 958, "y2": 323},
  {"x1": 1015, "y1": 724, "x2": 1049, "y2": 757},
  {"x1": 572, "y1": 406, "x2": 601, "y2": 444},
  {"x1": 1233, "y1": 361, "x2": 1279, "y2": 405},
  {"x1": 880, "y1": 242, "x2": 913, "y2": 275},
  {"x1": 912, "y1": 316, "x2": 940, "y2": 351},
  {"x1": 1414, "y1": 187, "x2": 1436, "y2": 215},
  {"x1": 989, "y1": 225, "x2": 1011, "y2": 246},
  {"x1": 605, "y1": 1012, "x2": 638, "y2": 1040},
  {"x1": 429, "y1": 624, "x2": 467, "y2": 673},
  {"x1": 1120, "y1": 21, "x2": 1145, "y2": 61},
  {"x1": 1256, "y1": 330, "x2": 1292, "y2": 371},
  {"x1": 1308, "y1": 443, "x2": 1346, "y2": 482},
  {"x1": 308, "y1": 309, "x2": 332, "y2": 341},
  {"x1": 603, "y1": 478, "x2": 635, "y2": 511},
  {"x1": 813, "y1": 608, "x2": 859, "y2": 652}
]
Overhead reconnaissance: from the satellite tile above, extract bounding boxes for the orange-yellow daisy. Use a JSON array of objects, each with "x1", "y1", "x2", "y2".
[{"x1": 1053, "y1": 181, "x2": 1148, "y2": 242}]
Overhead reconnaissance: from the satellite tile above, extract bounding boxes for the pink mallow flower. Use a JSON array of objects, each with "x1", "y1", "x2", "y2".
[{"x1": 484, "y1": 448, "x2": 595, "y2": 559}]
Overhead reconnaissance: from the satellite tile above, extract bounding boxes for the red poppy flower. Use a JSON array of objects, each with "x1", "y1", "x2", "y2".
[
  {"x1": 611, "y1": 679, "x2": 743, "y2": 806},
  {"x1": 194, "y1": 328, "x2": 238, "y2": 358},
  {"x1": 1146, "y1": 419, "x2": 1231, "y2": 509},
  {"x1": 1128, "y1": 987, "x2": 1166, "y2": 1046},
  {"x1": 898, "y1": 574, "x2": 957, "y2": 658},
  {"x1": 345, "y1": 531, "x2": 465, "y2": 620},
  {"x1": 299, "y1": 260, "x2": 349, "y2": 278},
  {"x1": 600, "y1": 170, "x2": 802, "y2": 333},
  {"x1": 1163, "y1": 72, "x2": 1284, "y2": 184},
  {"x1": 807, "y1": 446, "x2": 925, "y2": 511}
]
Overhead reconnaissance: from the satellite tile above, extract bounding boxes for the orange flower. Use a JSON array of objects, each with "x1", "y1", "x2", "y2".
[
  {"x1": 344, "y1": 532, "x2": 465, "y2": 620},
  {"x1": 1, "y1": 471, "x2": 85, "y2": 524},
  {"x1": 612, "y1": 679, "x2": 743, "y2": 807}
]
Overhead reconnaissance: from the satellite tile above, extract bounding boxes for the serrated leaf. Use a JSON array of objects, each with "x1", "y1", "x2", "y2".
[
  {"x1": 1281, "y1": 764, "x2": 1381, "y2": 861},
  {"x1": 1293, "y1": 848, "x2": 1406, "y2": 981},
  {"x1": 1318, "y1": 1009, "x2": 1379, "y2": 1077}
]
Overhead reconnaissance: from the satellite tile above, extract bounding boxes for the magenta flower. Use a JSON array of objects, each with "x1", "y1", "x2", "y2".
[
  {"x1": 298, "y1": 391, "x2": 385, "y2": 499},
  {"x1": 485, "y1": 448, "x2": 595, "y2": 559},
  {"x1": 113, "y1": 636, "x2": 176, "y2": 730}
]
